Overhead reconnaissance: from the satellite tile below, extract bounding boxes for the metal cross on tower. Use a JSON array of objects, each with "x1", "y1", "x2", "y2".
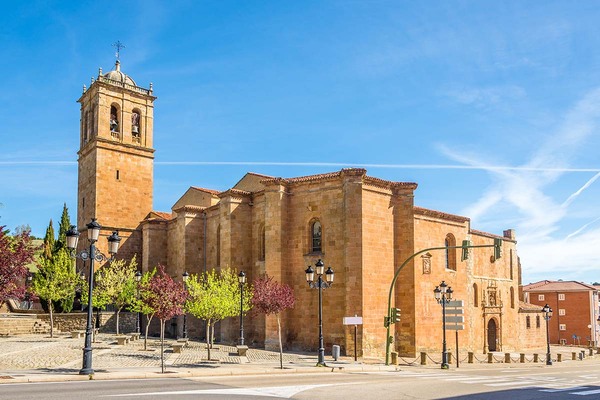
[{"x1": 112, "y1": 41, "x2": 126, "y2": 59}]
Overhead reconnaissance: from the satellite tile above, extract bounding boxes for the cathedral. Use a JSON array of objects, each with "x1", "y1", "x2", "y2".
[{"x1": 76, "y1": 59, "x2": 545, "y2": 358}]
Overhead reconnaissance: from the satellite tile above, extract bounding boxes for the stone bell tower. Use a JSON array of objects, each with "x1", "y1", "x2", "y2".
[{"x1": 76, "y1": 57, "x2": 156, "y2": 261}]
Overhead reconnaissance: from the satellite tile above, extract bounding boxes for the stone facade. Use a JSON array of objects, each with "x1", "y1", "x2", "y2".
[{"x1": 76, "y1": 60, "x2": 547, "y2": 358}]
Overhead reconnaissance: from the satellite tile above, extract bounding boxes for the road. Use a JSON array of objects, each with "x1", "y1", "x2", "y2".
[{"x1": 2, "y1": 363, "x2": 600, "y2": 399}]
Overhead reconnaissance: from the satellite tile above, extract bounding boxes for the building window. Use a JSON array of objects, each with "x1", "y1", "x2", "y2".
[
  {"x1": 132, "y1": 109, "x2": 141, "y2": 143},
  {"x1": 116, "y1": 170, "x2": 120, "y2": 180},
  {"x1": 445, "y1": 233, "x2": 457, "y2": 271},
  {"x1": 559, "y1": 324, "x2": 566, "y2": 331},
  {"x1": 216, "y1": 225, "x2": 221, "y2": 267},
  {"x1": 510, "y1": 249, "x2": 514, "y2": 280},
  {"x1": 559, "y1": 309, "x2": 565, "y2": 316},
  {"x1": 258, "y1": 225, "x2": 265, "y2": 261},
  {"x1": 110, "y1": 105, "x2": 120, "y2": 134},
  {"x1": 311, "y1": 220, "x2": 322, "y2": 253},
  {"x1": 536, "y1": 315, "x2": 540, "y2": 328},
  {"x1": 510, "y1": 287, "x2": 515, "y2": 309},
  {"x1": 538, "y1": 294, "x2": 545, "y2": 301},
  {"x1": 558, "y1": 293, "x2": 565, "y2": 301},
  {"x1": 526, "y1": 316, "x2": 531, "y2": 329},
  {"x1": 473, "y1": 283, "x2": 478, "y2": 307}
]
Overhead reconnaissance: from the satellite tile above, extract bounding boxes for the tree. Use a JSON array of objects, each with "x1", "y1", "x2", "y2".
[
  {"x1": 252, "y1": 275, "x2": 295, "y2": 369},
  {"x1": 42, "y1": 220, "x2": 55, "y2": 260},
  {"x1": 86, "y1": 256, "x2": 138, "y2": 334},
  {"x1": 146, "y1": 265, "x2": 188, "y2": 373},
  {"x1": 0, "y1": 226, "x2": 35, "y2": 304},
  {"x1": 56, "y1": 203, "x2": 70, "y2": 252},
  {"x1": 185, "y1": 268, "x2": 249, "y2": 361},
  {"x1": 128, "y1": 268, "x2": 157, "y2": 350},
  {"x1": 31, "y1": 248, "x2": 81, "y2": 337}
]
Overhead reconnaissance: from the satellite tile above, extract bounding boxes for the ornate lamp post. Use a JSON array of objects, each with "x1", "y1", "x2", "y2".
[
  {"x1": 66, "y1": 219, "x2": 120, "y2": 375},
  {"x1": 238, "y1": 271, "x2": 246, "y2": 346},
  {"x1": 305, "y1": 259, "x2": 334, "y2": 367},
  {"x1": 434, "y1": 280, "x2": 453, "y2": 369},
  {"x1": 134, "y1": 271, "x2": 142, "y2": 335},
  {"x1": 182, "y1": 271, "x2": 189, "y2": 339},
  {"x1": 542, "y1": 304, "x2": 553, "y2": 366}
]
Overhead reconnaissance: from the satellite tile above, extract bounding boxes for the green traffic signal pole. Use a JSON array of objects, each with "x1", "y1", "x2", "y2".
[{"x1": 385, "y1": 241, "x2": 501, "y2": 366}]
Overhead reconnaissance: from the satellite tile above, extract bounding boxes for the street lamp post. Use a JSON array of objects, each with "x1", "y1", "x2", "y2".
[
  {"x1": 182, "y1": 271, "x2": 189, "y2": 339},
  {"x1": 542, "y1": 304, "x2": 553, "y2": 366},
  {"x1": 238, "y1": 271, "x2": 246, "y2": 346},
  {"x1": 134, "y1": 271, "x2": 142, "y2": 335},
  {"x1": 434, "y1": 281, "x2": 453, "y2": 369},
  {"x1": 305, "y1": 259, "x2": 334, "y2": 367},
  {"x1": 66, "y1": 219, "x2": 121, "y2": 375}
]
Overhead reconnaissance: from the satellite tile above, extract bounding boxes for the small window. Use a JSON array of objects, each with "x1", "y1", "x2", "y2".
[
  {"x1": 559, "y1": 324, "x2": 566, "y2": 331},
  {"x1": 559, "y1": 309, "x2": 565, "y2": 316},
  {"x1": 558, "y1": 293, "x2": 565, "y2": 301},
  {"x1": 311, "y1": 220, "x2": 322, "y2": 253},
  {"x1": 445, "y1": 234, "x2": 457, "y2": 271},
  {"x1": 258, "y1": 225, "x2": 265, "y2": 261},
  {"x1": 526, "y1": 316, "x2": 531, "y2": 329},
  {"x1": 116, "y1": 170, "x2": 120, "y2": 180},
  {"x1": 473, "y1": 283, "x2": 479, "y2": 307},
  {"x1": 538, "y1": 294, "x2": 545, "y2": 301},
  {"x1": 510, "y1": 287, "x2": 515, "y2": 309},
  {"x1": 536, "y1": 315, "x2": 540, "y2": 328}
]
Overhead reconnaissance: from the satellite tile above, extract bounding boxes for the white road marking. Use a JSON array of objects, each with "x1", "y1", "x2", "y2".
[
  {"x1": 572, "y1": 388, "x2": 600, "y2": 396},
  {"x1": 540, "y1": 386, "x2": 590, "y2": 392},
  {"x1": 485, "y1": 380, "x2": 537, "y2": 387}
]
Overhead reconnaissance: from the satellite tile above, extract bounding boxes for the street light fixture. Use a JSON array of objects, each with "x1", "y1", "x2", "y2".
[
  {"x1": 182, "y1": 271, "x2": 189, "y2": 339},
  {"x1": 433, "y1": 280, "x2": 453, "y2": 369},
  {"x1": 542, "y1": 304, "x2": 553, "y2": 366},
  {"x1": 135, "y1": 271, "x2": 142, "y2": 335},
  {"x1": 66, "y1": 219, "x2": 121, "y2": 375},
  {"x1": 238, "y1": 271, "x2": 246, "y2": 346},
  {"x1": 305, "y1": 259, "x2": 334, "y2": 367}
]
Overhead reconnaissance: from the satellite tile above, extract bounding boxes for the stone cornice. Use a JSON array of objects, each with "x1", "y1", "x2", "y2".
[
  {"x1": 78, "y1": 137, "x2": 155, "y2": 159},
  {"x1": 414, "y1": 206, "x2": 470, "y2": 223}
]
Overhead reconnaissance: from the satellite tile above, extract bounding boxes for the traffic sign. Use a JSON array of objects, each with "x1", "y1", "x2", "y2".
[
  {"x1": 446, "y1": 325, "x2": 464, "y2": 331},
  {"x1": 445, "y1": 316, "x2": 464, "y2": 324},
  {"x1": 444, "y1": 308, "x2": 463, "y2": 315},
  {"x1": 343, "y1": 316, "x2": 363, "y2": 325},
  {"x1": 446, "y1": 300, "x2": 464, "y2": 308}
]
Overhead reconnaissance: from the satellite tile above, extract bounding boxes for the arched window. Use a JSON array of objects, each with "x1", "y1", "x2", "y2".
[
  {"x1": 216, "y1": 225, "x2": 221, "y2": 267},
  {"x1": 91, "y1": 107, "x2": 96, "y2": 137},
  {"x1": 526, "y1": 316, "x2": 531, "y2": 329},
  {"x1": 258, "y1": 224, "x2": 265, "y2": 261},
  {"x1": 132, "y1": 109, "x2": 141, "y2": 143},
  {"x1": 445, "y1": 234, "x2": 457, "y2": 271},
  {"x1": 110, "y1": 105, "x2": 120, "y2": 134},
  {"x1": 473, "y1": 283, "x2": 479, "y2": 307},
  {"x1": 311, "y1": 220, "x2": 322, "y2": 253},
  {"x1": 510, "y1": 287, "x2": 515, "y2": 308},
  {"x1": 83, "y1": 110, "x2": 89, "y2": 143}
]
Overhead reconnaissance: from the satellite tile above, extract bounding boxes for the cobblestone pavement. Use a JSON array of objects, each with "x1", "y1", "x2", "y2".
[{"x1": 0, "y1": 334, "x2": 309, "y2": 371}]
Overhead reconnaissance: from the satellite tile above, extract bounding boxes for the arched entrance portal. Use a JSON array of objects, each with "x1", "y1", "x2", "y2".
[{"x1": 487, "y1": 319, "x2": 497, "y2": 352}]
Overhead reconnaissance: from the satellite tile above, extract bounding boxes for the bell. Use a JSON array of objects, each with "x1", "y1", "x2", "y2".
[{"x1": 132, "y1": 125, "x2": 139, "y2": 134}]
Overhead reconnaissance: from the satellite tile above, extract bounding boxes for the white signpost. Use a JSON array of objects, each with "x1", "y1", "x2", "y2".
[
  {"x1": 343, "y1": 315, "x2": 363, "y2": 361},
  {"x1": 445, "y1": 300, "x2": 464, "y2": 367}
]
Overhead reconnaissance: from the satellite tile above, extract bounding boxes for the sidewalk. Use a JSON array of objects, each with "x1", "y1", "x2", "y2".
[
  {"x1": 0, "y1": 334, "x2": 396, "y2": 384},
  {"x1": 0, "y1": 334, "x2": 597, "y2": 384}
]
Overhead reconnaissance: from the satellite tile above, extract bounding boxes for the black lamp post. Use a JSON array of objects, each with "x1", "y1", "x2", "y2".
[
  {"x1": 238, "y1": 271, "x2": 246, "y2": 346},
  {"x1": 134, "y1": 271, "x2": 142, "y2": 335},
  {"x1": 542, "y1": 304, "x2": 553, "y2": 365},
  {"x1": 305, "y1": 259, "x2": 334, "y2": 367},
  {"x1": 182, "y1": 271, "x2": 189, "y2": 339},
  {"x1": 66, "y1": 219, "x2": 121, "y2": 375},
  {"x1": 434, "y1": 280, "x2": 453, "y2": 369}
]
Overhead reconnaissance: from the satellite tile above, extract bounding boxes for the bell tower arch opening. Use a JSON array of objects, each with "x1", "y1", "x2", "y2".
[{"x1": 77, "y1": 55, "x2": 156, "y2": 263}]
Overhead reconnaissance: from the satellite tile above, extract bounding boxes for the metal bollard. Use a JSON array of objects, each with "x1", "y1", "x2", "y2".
[
  {"x1": 589, "y1": 348, "x2": 594, "y2": 356},
  {"x1": 572, "y1": 352, "x2": 577, "y2": 360},
  {"x1": 557, "y1": 353, "x2": 562, "y2": 362},
  {"x1": 448, "y1": 353, "x2": 453, "y2": 364},
  {"x1": 520, "y1": 353, "x2": 525, "y2": 363},
  {"x1": 390, "y1": 351, "x2": 398, "y2": 365},
  {"x1": 420, "y1": 352, "x2": 427, "y2": 365},
  {"x1": 505, "y1": 353, "x2": 511, "y2": 363},
  {"x1": 487, "y1": 353, "x2": 493, "y2": 363},
  {"x1": 533, "y1": 353, "x2": 539, "y2": 363},
  {"x1": 468, "y1": 352, "x2": 474, "y2": 363}
]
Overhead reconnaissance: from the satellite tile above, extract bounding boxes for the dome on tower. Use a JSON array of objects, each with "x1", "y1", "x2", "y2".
[{"x1": 103, "y1": 60, "x2": 137, "y2": 87}]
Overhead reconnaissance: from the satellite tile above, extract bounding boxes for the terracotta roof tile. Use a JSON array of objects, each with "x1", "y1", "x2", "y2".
[
  {"x1": 414, "y1": 207, "x2": 470, "y2": 223},
  {"x1": 190, "y1": 186, "x2": 220, "y2": 195},
  {"x1": 523, "y1": 280, "x2": 598, "y2": 292}
]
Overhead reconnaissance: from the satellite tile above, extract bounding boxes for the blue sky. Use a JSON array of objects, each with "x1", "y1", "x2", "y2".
[{"x1": 1, "y1": 1, "x2": 599, "y2": 284}]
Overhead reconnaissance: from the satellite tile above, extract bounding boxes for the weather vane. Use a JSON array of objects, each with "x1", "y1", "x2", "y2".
[{"x1": 112, "y1": 41, "x2": 126, "y2": 60}]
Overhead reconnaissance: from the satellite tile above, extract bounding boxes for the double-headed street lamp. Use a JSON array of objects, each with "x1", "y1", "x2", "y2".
[
  {"x1": 182, "y1": 271, "x2": 189, "y2": 339},
  {"x1": 134, "y1": 271, "x2": 142, "y2": 335},
  {"x1": 238, "y1": 271, "x2": 246, "y2": 346},
  {"x1": 434, "y1": 281, "x2": 453, "y2": 369},
  {"x1": 542, "y1": 304, "x2": 553, "y2": 366},
  {"x1": 66, "y1": 218, "x2": 121, "y2": 375},
  {"x1": 305, "y1": 259, "x2": 334, "y2": 367}
]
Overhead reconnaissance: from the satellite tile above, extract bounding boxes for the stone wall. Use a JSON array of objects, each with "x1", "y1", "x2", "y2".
[{"x1": 38, "y1": 311, "x2": 137, "y2": 334}]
